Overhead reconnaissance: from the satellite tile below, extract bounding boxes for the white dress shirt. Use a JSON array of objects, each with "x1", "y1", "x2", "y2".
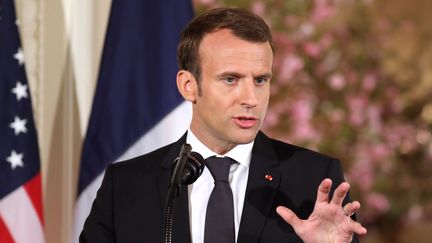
[{"x1": 187, "y1": 130, "x2": 253, "y2": 243}]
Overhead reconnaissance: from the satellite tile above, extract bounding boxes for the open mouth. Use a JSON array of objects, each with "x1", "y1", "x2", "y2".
[
  {"x1": 233, "y1": 116, "x2": 258, "y2": 128},
  {"x1": 238, "y1": 117, "x2": 255, "y2": 121}
]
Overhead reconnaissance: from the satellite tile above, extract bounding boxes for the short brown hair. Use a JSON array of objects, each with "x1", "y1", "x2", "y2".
[{"x1": 177, "y1": 7, "x2": 274, "y2": 82}]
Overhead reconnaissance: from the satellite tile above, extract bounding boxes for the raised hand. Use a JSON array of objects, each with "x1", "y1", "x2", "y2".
[{"x1": 276, "y1": 178, "x2": 367, "y2": 243}]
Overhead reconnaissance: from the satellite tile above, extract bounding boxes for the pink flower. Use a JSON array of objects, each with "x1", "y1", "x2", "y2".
[
  {"x1": 311, "y1": 0, "x2": 335, "y2": 23},
  {"x1": 370, "y1": 143, "x2": 393, "y2": 173},
  {"x1": 251, "y1": 1, "x2": 266, "y2": 16},
  {"x1": 303, "y1": 42, "x2": 322, "y2": 58},
  {"x1": 348, "y1": 159, "x2": 374, "y2": 191},
  {"x1": 299, "y1": 22, "x2": 315, "y2": 37},
  {"x1": 365, "y1": 192, "x2": 390, "y2": 214},
  {"x1": 273, "y1": 33, "x2": 295, "y2": 52},
  {"x1": 329, "y1": 109, "x2": 345, "y2": 122},
  {"x1": 290, "y1": 99, "x2": 319, "y2": 141},
  {"x1": 328, "y1": 73, "x2": 346, "y2": 90},
  {"x1": 263, "y1": 110, "x2": 280, "y2": 128},
  {"x1": 293, "y1": 123, "x2": 318, "y2": 141},
  {"x1": 385, "y1": 87, "x2": 403, "y2": 113},
  {"x1": 284, "y1": 16, "x2": 300, "y2": 28},
  {"x1": 362, "y1": 73, "x2": 378, "y2": 92},
  {"x1": 400, "y1": 139, "x2": 417, "y2": 154},
  {"x1": 370, "y1": 143, "x2": 391, "y2": 161},
  {"x1": 278, "y1": 54, "x2": 304, "y2": 81},
  {"x1": 405, "y1": 205, "x2": 423, "y2": 224},
  {"x1": 292, "y1": 99, "x2": 313, "y2": 121},
  {"x1": 320, "y1": 50, "x2": 341, "y2": 72},
  {"x1": 383, "y1": 124, "x2": 419, "y2": 154},
  {"x1": 274, "y1": 99, "x2": 292, "y2": 113},
  {"x1": 416, "y1": 129, "x2": 431, "y2": 145},
  {"x1": 319, "y1": 33, "x2": 334, "y2": 49},
  {"x1": 367, "y1": 104, "x2": 382, "y2": 132},
  {"x1": 383, "y1": 125, "x2": 403, "y2": 149},
  {"x1": 347, "y1": 96, "x2": 368, "y2": 126}
]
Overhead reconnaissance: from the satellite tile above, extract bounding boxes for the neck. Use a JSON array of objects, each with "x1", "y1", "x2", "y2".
[{"x1": 189, "y1": 128, "x2": 236, "y2": 155}]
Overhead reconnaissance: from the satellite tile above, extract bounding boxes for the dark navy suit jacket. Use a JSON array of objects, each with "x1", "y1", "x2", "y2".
[{"x1": 80, "y1": 131, "x2": 359, "y2": 243}]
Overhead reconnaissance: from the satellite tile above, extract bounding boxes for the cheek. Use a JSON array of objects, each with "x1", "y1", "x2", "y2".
[
  {"x1": 259, "y1": 89, "x2": 270, "y2": 106},
  {"x1": 198, "y1": 95, "x2": 223, "y2": 117}
]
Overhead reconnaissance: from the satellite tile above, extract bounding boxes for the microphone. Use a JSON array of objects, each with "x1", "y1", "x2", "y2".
[
  {"x1": 171, "y1": 146, "x2": 205, "y2": 185},
  {"x1": 180, "y1": 151, "x2": 205, "y2": 185},
  {"x1": 169, "y1": 144, "x2": 192, "y2": 189},
  {"x1": 164, "y1": 144, "x2": 204, "y2": 243}
]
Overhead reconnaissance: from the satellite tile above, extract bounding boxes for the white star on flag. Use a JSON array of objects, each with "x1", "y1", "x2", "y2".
[
  {"x1": 1, "y1": 1, "x2": 46, "y2": 242},
  {"x1": 13, "y1": 47, "x2": 25, "y2": 65},
  {"x1": 11, "y1": 80, "x2": 28, "y2": 100},
  {"x1": 6, "y1": 150, "x2": 24, "y2": 169},
  {"x1": 10, "y1": 116, "x2": 28, "y2": 135}
]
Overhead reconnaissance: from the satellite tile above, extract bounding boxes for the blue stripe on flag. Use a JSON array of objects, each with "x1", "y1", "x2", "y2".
[
  {"x1": 0, "y1": 0, "x2": 41, "y2": 198},
  {"x1": 78, "y1": 0, "x2": 194, "y2": 194}
]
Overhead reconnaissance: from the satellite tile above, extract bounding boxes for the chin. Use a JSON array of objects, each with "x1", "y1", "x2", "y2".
[{"x1": 232, "y1": 130, "x2": 259, "y2": 144}]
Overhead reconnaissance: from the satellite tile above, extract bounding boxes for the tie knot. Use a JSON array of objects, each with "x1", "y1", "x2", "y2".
[{"x1": 205, "y1": 157, "x2": 232, "y2": 182}]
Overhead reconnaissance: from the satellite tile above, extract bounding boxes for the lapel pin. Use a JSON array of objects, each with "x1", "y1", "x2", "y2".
[{"x1": 265, "y1": 174, "x2": 273, "y2": 181}]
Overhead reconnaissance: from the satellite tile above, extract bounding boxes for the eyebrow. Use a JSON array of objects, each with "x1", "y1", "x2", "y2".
[
  {"x1": 216, "y1": 72, "x2": 244, "y2": 79},
  {"x1": 256, "y1": 72, "x2": 272, "y2": 79},
  {"x1": 216, "y1": 71, "x2": 272, "y2": 79}
]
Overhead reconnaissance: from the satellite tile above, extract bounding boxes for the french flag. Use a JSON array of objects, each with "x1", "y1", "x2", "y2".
[{"x1": 73, "y1": 0, "x2": 194, "y2": 242}]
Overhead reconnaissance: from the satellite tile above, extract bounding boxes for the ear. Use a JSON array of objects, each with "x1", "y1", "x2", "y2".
[{"x1": 176, "y1": 70, "x2": 198, "y2": 103}]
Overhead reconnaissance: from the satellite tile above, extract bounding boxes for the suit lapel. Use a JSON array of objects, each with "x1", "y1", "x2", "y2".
[
  {"x1": 156, "y1": 132, "x2": 286, "y2": 243},
  {"x1": 237, "y1": 132, "x2": 281, "y2": 243},
  {"x1": 157, "y1": 133, "x2": 192, "y2": 242}
]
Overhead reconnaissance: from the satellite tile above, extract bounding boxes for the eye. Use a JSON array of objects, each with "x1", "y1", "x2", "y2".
[
  {"x1": 255, "y1": 77, "x2": 269, "y2": 85},
  {"x1": 224, "y1": 76, "x2": 237, "y2": 84}
]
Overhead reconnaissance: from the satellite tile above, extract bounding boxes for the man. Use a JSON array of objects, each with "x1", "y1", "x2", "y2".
[{"x1": 80, "y1": 7, "x2": 367, "y2": 243}]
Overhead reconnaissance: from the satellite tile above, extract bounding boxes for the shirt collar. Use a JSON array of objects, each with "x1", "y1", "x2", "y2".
[{"x1": 186, "y1": 129, "x2": 253, "y2": 168}]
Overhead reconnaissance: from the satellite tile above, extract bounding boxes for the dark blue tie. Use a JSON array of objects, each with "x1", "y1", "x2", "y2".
[{"x1": 204, "y1": 157, "x2": 235, "y2": 243}]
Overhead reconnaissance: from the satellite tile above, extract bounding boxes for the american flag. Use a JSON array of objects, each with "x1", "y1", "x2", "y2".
[{"x1": 0, "y1": 0, "x2": 45, "y2": 243}]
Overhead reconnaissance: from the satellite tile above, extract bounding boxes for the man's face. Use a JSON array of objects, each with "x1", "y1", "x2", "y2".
[{"x1": 190, "y1": 29, "x2": 273, "y2": 154}]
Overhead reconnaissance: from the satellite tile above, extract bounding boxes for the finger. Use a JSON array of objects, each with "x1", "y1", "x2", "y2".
[
  {"x1": 316, "y1": 178, "x2": 332, "y2": 203},
  {"x1": 331, "y1": 181, "x2": 350, "y2": 206},
  {"x1": 343, "y1": 201, "x2": 361, "y2": 217},
  {"x1": 349, "y1": 220, "x2": 368, "y2": 236},
  {"x1": 276, "y1": 206, "x2": 303, "y2": 229}
]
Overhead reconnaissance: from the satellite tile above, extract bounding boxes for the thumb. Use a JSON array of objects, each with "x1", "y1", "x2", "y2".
[{"x1": 276, "y1": 206, "x2": 302, "y2": 229}]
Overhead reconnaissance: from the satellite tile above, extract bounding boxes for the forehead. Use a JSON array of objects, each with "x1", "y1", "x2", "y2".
[{"x1": 199, "y1": 29, "x2": 273, "y2": 71}]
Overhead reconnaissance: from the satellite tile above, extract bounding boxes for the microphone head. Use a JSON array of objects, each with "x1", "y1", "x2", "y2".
[
  {"x1": 180, "y1": 143, "x2": 192, "y2": 156},
  {"x1": 180, "y1": 151, "x2": 205, "y2": 185}
]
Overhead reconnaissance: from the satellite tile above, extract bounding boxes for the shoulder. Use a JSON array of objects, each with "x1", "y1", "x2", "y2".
[
  {"x1": 108, "y1": 140, "x2": 179, "y2": 175},
  {"x1": 257, "y1": 131, "x2": 337, "y2": 162},
  {"x1": 256, "y1": 132, "x2": 345, "y2": 181}
]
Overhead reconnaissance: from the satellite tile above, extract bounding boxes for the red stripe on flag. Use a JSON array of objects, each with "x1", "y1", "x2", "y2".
[
  {"x1": 24, "y1": 173, "x2": 44, "y2": 225},
  {"x1": 0, "y1": 216, "x2": 15, "y2": 243}
]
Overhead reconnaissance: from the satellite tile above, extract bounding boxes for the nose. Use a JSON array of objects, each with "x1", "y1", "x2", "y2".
[{"x1": 239, "y1": 80, "x2": 258, "y2": 108}]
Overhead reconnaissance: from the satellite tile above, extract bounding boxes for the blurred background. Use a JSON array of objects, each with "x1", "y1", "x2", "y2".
[
  {"x1": 195, "y1": 0, "x2": 432, "y2": 242},
  {"x1": 8, "y1": 0, "x2": 432, "y2": 242}
]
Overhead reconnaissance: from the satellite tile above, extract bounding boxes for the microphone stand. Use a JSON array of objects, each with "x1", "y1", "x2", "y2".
[{"x1": 163, "y1": 144, "x2": 191, "y2": 243}]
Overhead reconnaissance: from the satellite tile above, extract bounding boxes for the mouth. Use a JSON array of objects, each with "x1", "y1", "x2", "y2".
[{"x1": 233, "y1": 116, "x2": 259, "y2": 129}]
